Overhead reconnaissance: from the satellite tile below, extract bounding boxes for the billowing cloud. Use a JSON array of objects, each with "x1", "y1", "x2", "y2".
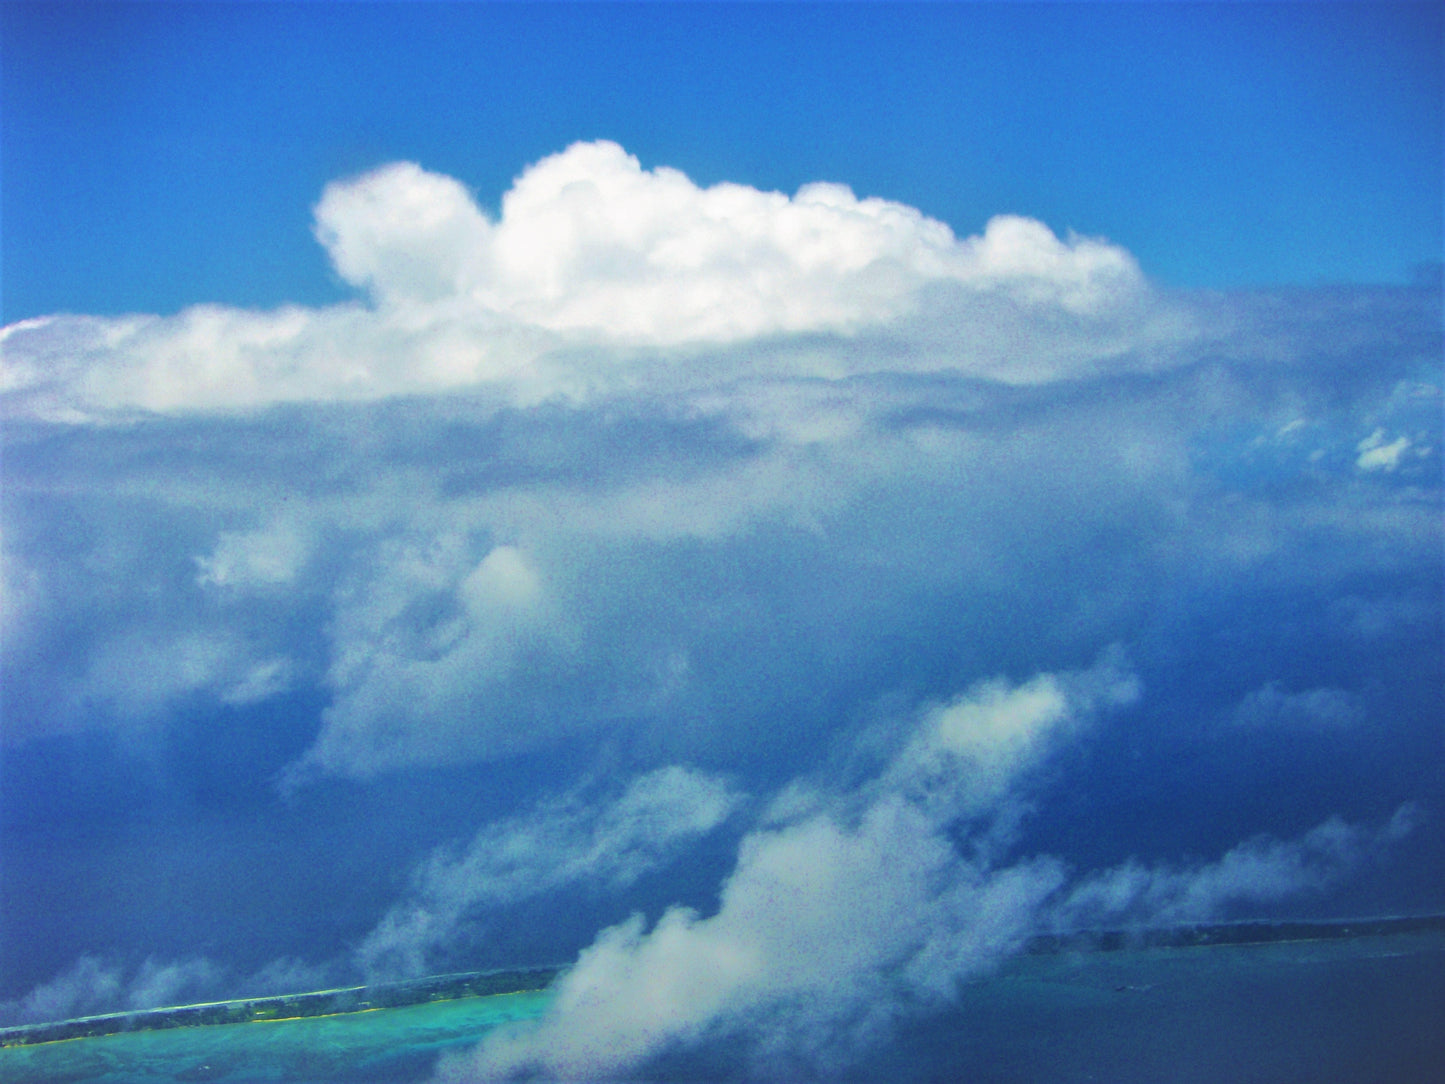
[
  {"x1": 439, "y1": 658, "x2": 1118, "y2": 1080},
  {"x1": 439, "y1": 656, "x2": 1414, "y2": 1082},
  {"x1": 356, "y1": 766, "x2": 742, "y2": 980},
  {"x1": 280, "y1": 541, "x2": 578, "y2": 785},
  {"x1": 446, "y1": 809, "x2": 1065, "y2": 1082},
  {"x1": 316, "y1": 141, "x2": 1143, "y2": 337}
]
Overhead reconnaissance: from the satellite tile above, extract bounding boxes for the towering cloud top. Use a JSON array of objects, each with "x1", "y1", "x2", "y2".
[
  {"x1": 0, "y1": 142, "x2": 1161, "y2": 420},
  {"x1": 315, "y1": 140, "x2": 1143, "y2": 342}
]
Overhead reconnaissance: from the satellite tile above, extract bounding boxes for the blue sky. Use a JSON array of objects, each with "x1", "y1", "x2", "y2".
[
  {"x1": 1, "y1": 4, "x2": 1442, "y2": 1081},
  {"x1": 3, "y1": 2, "x2": 1441, "y2": 322}
]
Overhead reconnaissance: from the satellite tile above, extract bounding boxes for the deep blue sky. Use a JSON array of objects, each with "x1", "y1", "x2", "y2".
[{"x1": 3, "y1": 2, "x2": 1441, "y2": 322}]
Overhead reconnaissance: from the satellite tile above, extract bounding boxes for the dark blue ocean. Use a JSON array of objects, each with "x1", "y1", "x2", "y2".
[{"x1": 4, "y1": 932, "x2": 1441, "y2": 1084}]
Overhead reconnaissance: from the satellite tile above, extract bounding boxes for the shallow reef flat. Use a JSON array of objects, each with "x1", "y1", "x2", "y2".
[
  {"x1": 0, "y1": 986, "x2": 556, "y2": 1084},
  {"x1": 0, "y1": 967, "x2": 559, "y2": 1049}
]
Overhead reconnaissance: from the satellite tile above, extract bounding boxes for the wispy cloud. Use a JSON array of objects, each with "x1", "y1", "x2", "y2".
[
  {"x1": 1055, "y1": 805, "x2": 1419, "y2": 928},
  {"x1": 1, "y1": 956, "x2": 219, "y2": 1026},
  {"x1": 357, "y1": 766, "x2": 743, "y2": 981},
  {"x1": 1356, "y1": 428, "x2": 1413, "y2": 472},
  {"x1": 1230, "y1": 682, "x2": 1365, "y2": 731},
  {"x1": 0, "y1": 954, "x2": 343, "y2": 1028}
]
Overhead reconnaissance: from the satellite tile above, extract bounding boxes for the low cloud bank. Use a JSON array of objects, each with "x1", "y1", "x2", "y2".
[
  {"x1": 437, "y1": 656, "x2": 1415, "y2": 1082},
  {"x1": 0, "y1": 954, "x2": 334, "y2": 1028},
  {"x1": 1054, "y1": 804, "x2": 1420, "y2": 929}
]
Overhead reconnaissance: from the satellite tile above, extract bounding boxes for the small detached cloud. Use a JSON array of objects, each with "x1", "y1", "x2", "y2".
[
  {"x1": 878, "y1": 651, "x2": 1141, "y2": 822},
  {"x1": 1356, "y1": 428, "x2": 1412, "y2": 472},
  {"x1": 196, "y1": 519, "x2": 311, "y2": 591},
  {"x1": 1230, "y1": 682, "x2": 1365, "y2": 730}
]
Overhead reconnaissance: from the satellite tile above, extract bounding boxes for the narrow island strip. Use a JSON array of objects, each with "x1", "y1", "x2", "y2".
[
  {"x1": 6, "y1": 915, "x2": 1444, "y2": 1050},
  {"x1": 0, "y1": 966, "x2": 561, "y2": 1049}
]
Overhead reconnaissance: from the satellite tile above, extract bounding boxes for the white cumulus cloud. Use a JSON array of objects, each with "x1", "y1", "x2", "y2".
[
  {"x1": 440, "y1": 655, "x2": 1131, "y2": 1081},
  {"x1": 1, "y1": 142, "x2": 1162, "y2": 420},
  {"x1": 1355, "y1": 428, "x2": 1412, "y2": 472},
  {"x1": 317, "y1": 142, "x2": 1144, "y2": 342}
]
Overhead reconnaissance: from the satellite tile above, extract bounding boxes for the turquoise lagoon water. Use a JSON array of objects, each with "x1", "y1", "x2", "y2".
[
  {"x1": 0, "y1": 988, "x2": 554, "y2": 1084},
  {"x1": 4, "y1": 932, "x2": 1442, "y2": 1083}
]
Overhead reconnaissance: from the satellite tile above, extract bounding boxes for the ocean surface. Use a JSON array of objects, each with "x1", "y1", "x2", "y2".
[{"x1": 4, "y1": 931, "x2": 1441, "y2": 1083}]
